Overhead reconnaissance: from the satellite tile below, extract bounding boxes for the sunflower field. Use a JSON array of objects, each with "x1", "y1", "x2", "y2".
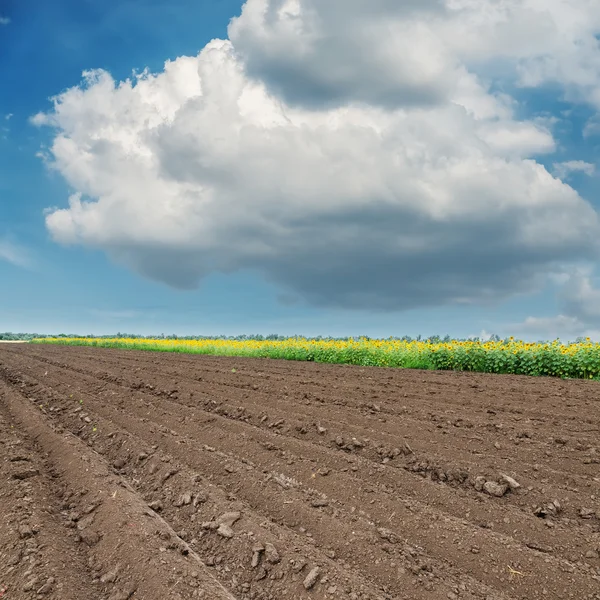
[{"x1": 32, "y1": 335, "x2": 600, "y2": 379}]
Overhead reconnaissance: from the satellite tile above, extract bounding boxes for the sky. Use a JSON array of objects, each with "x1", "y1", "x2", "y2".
[{"x1": 1, "y1": 0, "x2": 600, "y2": 340}]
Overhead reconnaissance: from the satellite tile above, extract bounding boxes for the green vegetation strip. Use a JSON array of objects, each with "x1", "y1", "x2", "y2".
[{"x1": 27, "y1": 336, "x2": 600, "y2": 380}]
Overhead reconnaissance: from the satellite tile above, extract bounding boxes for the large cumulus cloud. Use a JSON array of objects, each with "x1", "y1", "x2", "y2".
[
  {"x1": 229, "y1": 0, "x2": 600, "y2": 109},
  {"x1": 34, "y1": 0, "x2": 600, "y2": 310}
]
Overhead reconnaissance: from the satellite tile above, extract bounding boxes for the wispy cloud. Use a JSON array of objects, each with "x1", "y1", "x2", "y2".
[
  {"x1": 510, "y1": 270, "x2": 600, "y2": 341},
  {"x1": 552, "y1": 160, "x2": 595, "y2": 180},
  {"x1": 0, "y1": 239, "x2": 33, "y2": 269},
  {"x1": 1, "y1": 114, "x2": 12, "y2": 140},
  {"x1": 0, "y1": 16, "x2": 10, "y2": 26},
  {"x1": 583, "y1": 117, "x2": 600, "y2": 138},
  {"x1": 510, "y1": 314, "x2": 600, "y2": 342}
]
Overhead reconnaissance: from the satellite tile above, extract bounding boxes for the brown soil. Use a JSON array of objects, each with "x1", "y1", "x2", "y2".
[{"x1": 0, "y1": 344, "x2": 599, "y2": 600}]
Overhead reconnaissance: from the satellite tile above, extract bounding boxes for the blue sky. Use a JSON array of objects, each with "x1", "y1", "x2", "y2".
[{"x1": 1, "y1": 0, "x2": 600, "y2": 339}]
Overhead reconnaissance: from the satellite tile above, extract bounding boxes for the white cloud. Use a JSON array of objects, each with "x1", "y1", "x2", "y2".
[
  {"x1": 557, "y1": 272, "x2": 600, "y2": 325},
  {"x1": 477, "y1": 120, "x2": 555, "y2": 157},
  {"x1": 514, "y1": 269, "x2": 600, "y2": 340},
  {"x1": 466, "y1": 329, "x2": 495, "y2": 341},
  {"x1": 1, "y1": 114, "x2": 12, "y2": 141},
  {"x1": 230, "y1": 0, "x2": 600, "y2": 112},
  {"x1": 0, "y1": 239, "x2": 32, "y2": 269},
  {"x1": 584, "y1": 116, "x2": 600, "y2": 138},
  {"x1": 33, "y1": 1, "x2": 600, "y2": 311},
  {"x1": 553, "y1": 160, "x2": 596, "y2": 179},
  {"x1": 513, "y1": 315, "x2": 591, "y2": 340},
  {"x1": 512, "y1": 314, "x2": 600, "y2": 342},
  {"x1": 0, "y1": 16, "x2": 10, "y2": 26}
]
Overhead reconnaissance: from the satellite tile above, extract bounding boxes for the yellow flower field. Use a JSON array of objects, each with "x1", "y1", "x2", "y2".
[{"x1": 33, "y1": 336, "x2": 600, "y2": 379}]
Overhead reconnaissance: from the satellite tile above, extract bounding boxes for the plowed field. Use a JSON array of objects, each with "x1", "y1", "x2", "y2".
[{"x1": 1, "y1": 344, "x2": 599, "y2": 600}]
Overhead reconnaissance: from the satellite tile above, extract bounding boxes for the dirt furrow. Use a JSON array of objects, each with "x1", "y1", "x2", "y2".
[
  {"x1": 0, "y1": 379, "x2": 237, "y2": 600},
  {"x1": 0, "y1": 394, "x2": 98, "y2": 600},
  {"x1": 9, "y1": 347, "x2": 599, "y2": 491},
  {"x1": 3, "y1": 346, "x2": 598, "y2": 530},
  {"x1": 18, "y1": 345, "x2": 600, "y2": 430},
  {"x1": 0, "y1": 360, "x2": 500, "y2": 599}
]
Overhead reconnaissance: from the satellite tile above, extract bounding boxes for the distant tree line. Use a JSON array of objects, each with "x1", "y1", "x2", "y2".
[
  {"x1": 0, "y1": 332, "x2": 523, "y2": 343},
  {"x1": 0, "y1": 332, "x2": 50, "y2": 341}
]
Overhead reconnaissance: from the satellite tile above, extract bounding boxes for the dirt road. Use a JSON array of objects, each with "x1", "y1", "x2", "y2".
[{"x1": 0, "y1": 344, "x2": 599, "y2": 599}]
